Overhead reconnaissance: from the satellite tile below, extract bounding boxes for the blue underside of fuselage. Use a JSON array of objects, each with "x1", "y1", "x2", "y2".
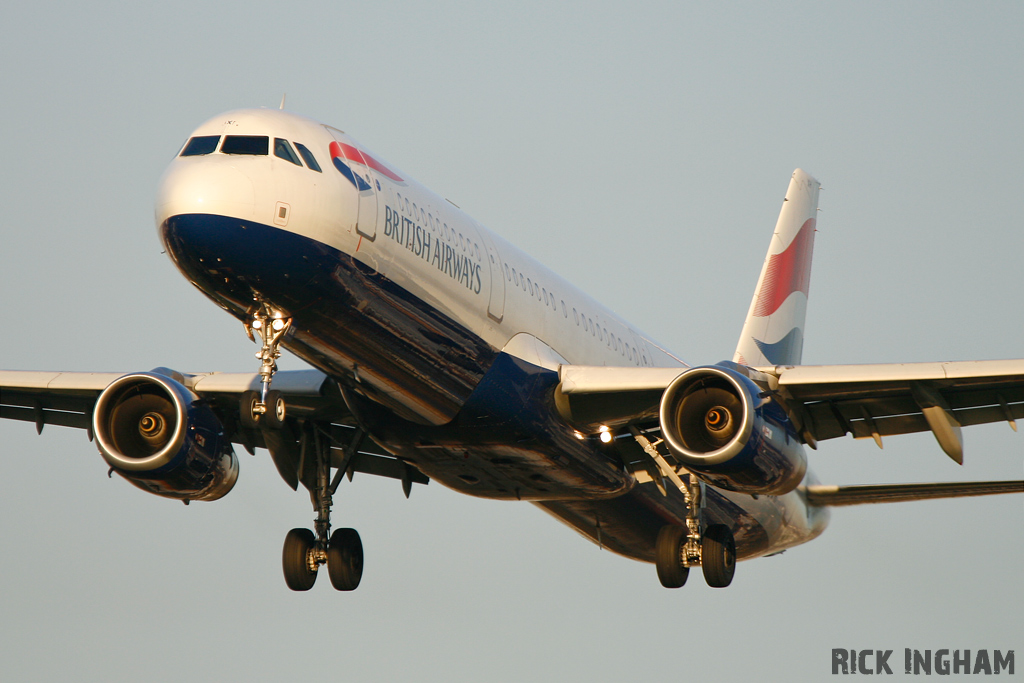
[{"x1": 160, "y1": 213, "x2": 773, "y2": 562}]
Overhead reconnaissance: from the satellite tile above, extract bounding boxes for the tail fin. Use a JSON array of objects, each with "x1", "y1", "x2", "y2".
[{"x1": 733, "y1": 169, "x2": 820, "y2": 367}]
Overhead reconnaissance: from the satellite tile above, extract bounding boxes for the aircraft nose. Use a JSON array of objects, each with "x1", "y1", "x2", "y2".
[{"x1": 155, "y1": 160, "x2": 255, "y2": 227}]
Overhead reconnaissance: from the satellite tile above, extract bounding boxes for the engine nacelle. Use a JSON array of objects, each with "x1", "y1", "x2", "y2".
[
  {"x1": 93, "y1": 372, "x2": 238, "y2": 502},
  {"x1": 659, "y1": 365, "x2": 806, "y2": 495}
]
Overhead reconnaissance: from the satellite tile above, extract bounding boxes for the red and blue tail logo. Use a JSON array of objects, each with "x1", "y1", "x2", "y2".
[{"x1": 734, "y1": 170, "x2": 820, "y2": 367}]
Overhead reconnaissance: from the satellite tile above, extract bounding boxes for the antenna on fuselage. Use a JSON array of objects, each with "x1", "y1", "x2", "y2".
[{"x1": 279, "y1": 93, "x2": 287, "y2": 110}]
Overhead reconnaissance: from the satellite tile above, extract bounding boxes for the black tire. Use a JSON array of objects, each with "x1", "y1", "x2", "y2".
[
  {"x1": 702, "y1": 524, "x2": 736, "y2": 588},
  {"x1": 655, "y1": 525, "x2": 689, "y2": 588},
  {"x1": 282, "y1": 528, "x2": 317, "y2": 591},
  {"x1": 327, "y1": 528, "x2": 363, "y2": 591},
  {"x1": 263, "y1": 390, "x2": 286, "y2": 429},
  {"x1": 239, "y1": 390, "x2": 261, "y2": 429}
]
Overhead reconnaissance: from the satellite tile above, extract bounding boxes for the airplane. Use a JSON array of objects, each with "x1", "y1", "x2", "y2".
[{"x1": 1, "y1": 107, "x2": 1021, "y2": 592}]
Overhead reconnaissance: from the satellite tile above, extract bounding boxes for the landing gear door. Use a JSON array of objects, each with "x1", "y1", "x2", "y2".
[{"x1": 325, "y1": 128, "x2": 378, "y2": 240}]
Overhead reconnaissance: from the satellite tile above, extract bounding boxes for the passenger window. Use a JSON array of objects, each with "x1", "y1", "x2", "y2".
[
  {"x1": 512, "y1": 268, "x2": 518, "y2": 285},
  {"x1": 221, "y1": 135, "x2": 269, "y2": 155},
  {"x1": 274, "y1": 139, "x2": 303, "y2": 166},
  {"x1": 294, "y1": 142, "x2": 322, "y2": 172},
  {"x1": 561, "y1": 301, "x2": 567, "y2": 318},
  {"x1": 527, "y1": 278, "x2": 533, "y2": 296},
  {"x1": 504, "y1": 264, "x2": 511, "y2": 281},
  {"x1": 588, "y1": 318, "x2": 594, "y2": 335},
  {"x1": 573, "y1": 308, "x2": 579, "y2": 324},
  {"x1": 180, "y1": 135, "x2": 220, "y2": 156}
]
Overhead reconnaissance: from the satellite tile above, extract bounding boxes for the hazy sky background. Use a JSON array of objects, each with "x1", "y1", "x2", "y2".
[{"x1": 1, "y1": 2, "x2": 1021, "y2": 680}]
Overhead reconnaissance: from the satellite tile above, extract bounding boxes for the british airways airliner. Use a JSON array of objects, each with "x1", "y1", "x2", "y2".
[{"x1": 2, "y1": 107, "x2": 1021, "y2": 591}]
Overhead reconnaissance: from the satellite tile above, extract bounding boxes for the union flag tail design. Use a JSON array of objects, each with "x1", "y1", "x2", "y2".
[{"x1": 733, "y1": 169, "x2": 820, "y2": 367}]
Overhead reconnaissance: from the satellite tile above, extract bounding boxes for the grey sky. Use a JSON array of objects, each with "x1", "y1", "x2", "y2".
[{"x1": 1, "y1": 2, "x2": 1021, "y2": 680}]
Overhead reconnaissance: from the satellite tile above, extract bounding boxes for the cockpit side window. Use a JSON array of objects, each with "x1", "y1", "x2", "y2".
[
  {"x1": 274, "y1": 138, "x2": 302, "y2": 166},
  {"x1": 221, "y1": 135, "x2": 269, "y2": 155},
  {"x1": 180, "y1": 135, "x2": 221, "y2": 156},
  {"x1": 294, "y1": 143, "x2": 322, "y2": 172}
]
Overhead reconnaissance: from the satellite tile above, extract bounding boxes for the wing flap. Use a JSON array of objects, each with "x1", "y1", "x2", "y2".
[
  {"x1": 803, "y1": 480, "x2": 1024, "y2": 506},
  {"x1": 0, "y1": 404, "x2": 93, "y2": 431},
  {"x1": 763, "y1": 359, "x2": 1024, "y2": 457}
]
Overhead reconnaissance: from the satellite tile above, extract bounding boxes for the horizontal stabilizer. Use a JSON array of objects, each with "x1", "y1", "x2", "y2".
[{"x1": 802, "y1": 480, "x2": 1023, "y2": 507}]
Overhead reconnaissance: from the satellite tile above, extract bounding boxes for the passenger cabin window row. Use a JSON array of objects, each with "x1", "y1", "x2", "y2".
[
  {"x1": 179, "y1": 135, "x2": 322, "y2": 173},
  {"x1": 500, "y1": 259, "x2": 649, "y2": 366}
]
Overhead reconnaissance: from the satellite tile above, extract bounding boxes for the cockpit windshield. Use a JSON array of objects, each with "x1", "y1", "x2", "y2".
[
  {"x1": 221, "y1": 135, "x2": 269, "y2": 155},
  {"x1": 180, "y1": 135, "x2": 221, "y2": 156},
  {"x1": 294, "y1": 143, "x2": 322, "y2": 172},
  {"x1": 274, "y1": 138, "x2": 302, "y2": 166}
]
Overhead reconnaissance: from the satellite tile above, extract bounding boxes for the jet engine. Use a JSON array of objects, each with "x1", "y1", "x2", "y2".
[
  {"x1": 659, "y1": 365, "x2": 806, "y2": 495},
  {"x1": 93, "y1": 372, "x2": 238, "y2": 501}
]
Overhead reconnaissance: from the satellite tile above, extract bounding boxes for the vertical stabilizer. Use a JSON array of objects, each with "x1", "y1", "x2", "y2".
[{"x1": 733, "y1": 169, "x2": 820, "y2": 367}]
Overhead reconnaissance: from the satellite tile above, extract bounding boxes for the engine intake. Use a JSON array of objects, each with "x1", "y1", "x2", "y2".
[
  {"x1": 659, "y1": 365, "x2": 806, "y2": 495},
  {"x1": 93, "y1": 372, "x2": 238, "y2": 501}
]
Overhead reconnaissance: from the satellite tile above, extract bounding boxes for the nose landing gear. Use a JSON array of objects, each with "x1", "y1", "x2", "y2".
[{"x1": 240, "y1": 304, "x2": 292, "y2": 430}]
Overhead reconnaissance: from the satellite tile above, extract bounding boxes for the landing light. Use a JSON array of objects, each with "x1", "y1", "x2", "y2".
[
  {"x1": 272, "y1": 319, "x2": 285, "y2": 331},
  {"x1": 599, "y1": 426, "x2": 612, "y2": 443},
  {"x1": 252, "y1": 320, "x2": 263, "y2": 330}
]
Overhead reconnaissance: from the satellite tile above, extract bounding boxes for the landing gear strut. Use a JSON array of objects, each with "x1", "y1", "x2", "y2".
[
  {"x1": 655, "y1": 474, "x2": 736, "y2": 588},
  {"x1": 240, "y1": 303, "x2": 292, "y2": 430},
  {"x1": 281, "y1": 423, "x2": 365, "y2": 591}
]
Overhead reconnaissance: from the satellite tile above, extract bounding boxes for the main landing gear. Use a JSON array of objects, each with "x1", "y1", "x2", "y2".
[
  {"x1": 655, "y1": 476, "x2": 736, "y2": 589},
  {"x1": 281, "y1": 424, "x2": 365, "y2": 592}
]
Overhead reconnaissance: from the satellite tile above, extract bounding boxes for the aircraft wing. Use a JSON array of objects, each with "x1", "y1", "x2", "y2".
[
  {"x1": 0, "y1": 369, "x2": 423, "y2": 491},
  {"x1": 556, "y1": 359, "x2": 1024, "y2": 463}
]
